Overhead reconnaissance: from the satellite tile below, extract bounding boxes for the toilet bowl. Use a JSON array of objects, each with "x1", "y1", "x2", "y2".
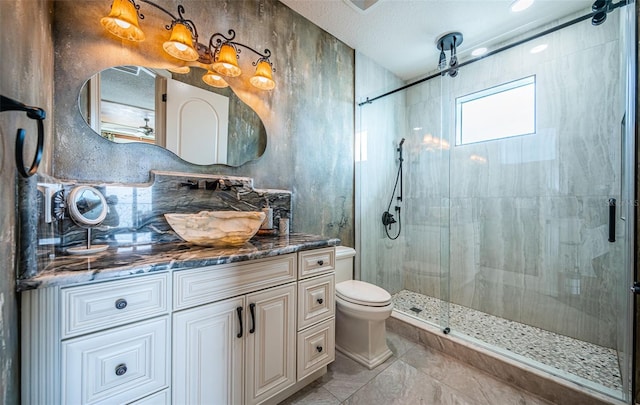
[{"x1": 334, "y1": 247, "x2": 393, "y2": 369}]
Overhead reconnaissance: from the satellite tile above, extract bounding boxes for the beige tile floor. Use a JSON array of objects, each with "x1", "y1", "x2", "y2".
[{"x1": 279, "y1": 330, "x2": 554, "y2": 405}]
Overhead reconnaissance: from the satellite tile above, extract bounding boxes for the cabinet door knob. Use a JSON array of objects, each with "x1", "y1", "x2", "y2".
[
  {"x1": 317, "y1": 259, "x2": 324, "y2": 266},
  {"x1": 115, "y1": 299, "x2": 127, "y2": 310},
  {"x1": 316, "y1": 298, "x2": 324, "y2": 304},
  {"x1": 115, "y1": 363, "x2": 127, "y2": 376},
  {"x1": 316, "y1": 346, "x2": 323, "y2": 353}
]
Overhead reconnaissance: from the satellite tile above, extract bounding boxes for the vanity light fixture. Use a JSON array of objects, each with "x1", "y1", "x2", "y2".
[
  {"x1": 101, "y1": 0, "x2": 276, "y2": 90},
  {"x1": 202, "y1": 70, "x2": 229, "y2": 88}
]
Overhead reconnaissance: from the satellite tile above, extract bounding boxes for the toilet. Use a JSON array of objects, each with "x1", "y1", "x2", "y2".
[{"x1": 334, "y1": 246, "x2": 393, "y2": 369}]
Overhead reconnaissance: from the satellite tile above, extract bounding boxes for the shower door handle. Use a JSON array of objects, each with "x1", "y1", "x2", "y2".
[{"x1": 608, "y1": 198, "x2": 616, "y2": 243}]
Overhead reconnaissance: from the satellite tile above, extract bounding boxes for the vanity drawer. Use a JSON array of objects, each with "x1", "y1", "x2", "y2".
[
  {"x1": 297, "y1": 318, "x2": 335, "y2": 381},
  {"x1": 130, "y1": 389, "x2": 170, "y2": 405},
  {"x1": 298, "y1": 247, "x2": 335, "y2": 279},
  {"x1": 61, "y1": 273, "x2": 169, "y2": 339},
  {"x1": 173, "y1": 253, "x2": 296, "y2": 310},
  {"x1": 298, "y1": 273, "x2": 335, "y2": 330},
  {"x1": 61, "y1": 317, "x2": 169, "y2": 405}
]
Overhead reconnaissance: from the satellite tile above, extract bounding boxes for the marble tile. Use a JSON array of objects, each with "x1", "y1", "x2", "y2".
[
  {"x1": 319, "y1": 351, "x2": 395, "y2": 402},
  {"x1": 341, "y1": 360, "x2": 477, "y2": 405},
  {"x1": 401, "y1": 345, "x2": 553, "y2": 405},
  {"x1": 278, "y1": 382, "x2": 341, "y2": 405}
]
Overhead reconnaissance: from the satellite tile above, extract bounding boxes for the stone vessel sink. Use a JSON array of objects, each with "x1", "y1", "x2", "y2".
[{"x1": 164, "y1": 211, "x2": 266, "y2": 247}]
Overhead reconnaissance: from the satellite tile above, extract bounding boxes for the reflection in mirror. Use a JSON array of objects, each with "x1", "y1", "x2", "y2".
[{"x1": 78, "y1": 66, "x2": 267, "y2": 167}]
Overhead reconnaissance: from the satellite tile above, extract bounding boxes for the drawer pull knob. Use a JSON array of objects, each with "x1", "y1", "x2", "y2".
[
  {"x1": 317, "y1": 259, "x2": 324, "y2": 266},
  {"x1": 115, "y1": 299, "x2": 127, "y2": 310},
  {"x1": 316, "y1": 346, "x2": 323, "y2": 353},
  {"x1": 115, "y1": 364, "x2": 127, "y2": 376},
  {"x1": 317, "y1": 298, "x2": 324, "y2": 304}
]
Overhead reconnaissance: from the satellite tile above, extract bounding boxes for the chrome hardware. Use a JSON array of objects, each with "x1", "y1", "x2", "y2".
[
  {"x1": 115, "y1": 298, "x2": 127, "y2": 310},
  {"x1": 115, "y1": 363, "x2": 127, "y2": 376}
]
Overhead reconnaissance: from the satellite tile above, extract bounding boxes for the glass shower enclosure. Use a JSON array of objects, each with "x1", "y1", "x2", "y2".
[{"x1": 355, "y1": 3, "x2": 636, "y2": 402}]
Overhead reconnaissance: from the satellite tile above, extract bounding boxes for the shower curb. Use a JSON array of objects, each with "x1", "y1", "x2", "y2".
[{"x1": 387, "y1": 311, "x2": 626, "y2": 405}]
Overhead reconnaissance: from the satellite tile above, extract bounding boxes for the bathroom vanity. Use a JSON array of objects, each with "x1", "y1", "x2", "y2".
[{"x1": 19, "y1": 235, "x2": 338, "y2": 405}]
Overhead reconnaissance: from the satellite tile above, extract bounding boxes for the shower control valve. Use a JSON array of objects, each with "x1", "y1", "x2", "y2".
[{"x1": 382, "y1": 211, "x2": 396, "y2": 229}]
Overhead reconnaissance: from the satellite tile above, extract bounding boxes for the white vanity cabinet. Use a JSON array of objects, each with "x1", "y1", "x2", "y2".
[
  {"x1": 21, "y1": 273, "x2": 171, "y2": 405},
  {"x1": 171, "y1": 253, "x2": 298, "y2": 404},
  {"x1": 22, "y1": 247, "x2": 336, "y2": 405}
]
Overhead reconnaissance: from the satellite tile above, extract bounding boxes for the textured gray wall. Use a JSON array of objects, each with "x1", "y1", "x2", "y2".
[
  {"x1": 0, "y1": 0, "x2": 54, "y2": 402},
  {"x1": 53, "y1": 0, "x2": 354, "y2": 246}
]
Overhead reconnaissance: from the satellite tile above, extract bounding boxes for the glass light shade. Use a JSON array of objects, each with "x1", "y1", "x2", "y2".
[
  {"x1": 250, "y1": 60, "x2": 276, "y2": 90},
  {"x1": 212, "y1": 44, "x2": 242, "y2": 77},
  {"x1": 202, "y1": 70, "x2": 229, "y2": 88},
  {"x1": 100, "y1": 0, "x2": 145, "y2": 42},
  {"x1": 163, "y1": 23, "x2": 199, "y2": 61},
  {"x1": 168, "y1": 66, "x2": 191, "y2": 74}
]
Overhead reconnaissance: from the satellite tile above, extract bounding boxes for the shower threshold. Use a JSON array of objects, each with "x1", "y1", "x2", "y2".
[{"x1": 391, "y1": 290, "x2": 622, "y2": 393}]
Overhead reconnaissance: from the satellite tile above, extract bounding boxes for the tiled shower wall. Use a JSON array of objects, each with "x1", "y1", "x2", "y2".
[{"x1": 358, "y1": 12, "x2": 625, "y2": 349}]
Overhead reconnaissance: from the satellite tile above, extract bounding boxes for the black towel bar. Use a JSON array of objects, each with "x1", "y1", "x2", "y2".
[{"x1": 0, "y1": 95, "x2": 46, "y2": 178}]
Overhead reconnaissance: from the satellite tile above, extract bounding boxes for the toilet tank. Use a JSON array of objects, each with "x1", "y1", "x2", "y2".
[{"x1": 335, "y1": 246, "x2": 356, "y2": 284}]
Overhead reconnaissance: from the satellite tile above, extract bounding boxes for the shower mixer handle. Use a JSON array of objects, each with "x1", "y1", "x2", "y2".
[{"x1": 382, "y1": 211, "x2": 397, "y2": 229}]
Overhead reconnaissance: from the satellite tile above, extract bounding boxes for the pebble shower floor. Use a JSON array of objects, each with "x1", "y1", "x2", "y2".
[{"x1": 392, "y1": 290, "x2": 622, "y2": 391}]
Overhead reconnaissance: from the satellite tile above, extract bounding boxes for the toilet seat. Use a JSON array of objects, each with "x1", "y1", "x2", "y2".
[{"x1": 335, "y1": 280, "x2": 391, "y2": 307}]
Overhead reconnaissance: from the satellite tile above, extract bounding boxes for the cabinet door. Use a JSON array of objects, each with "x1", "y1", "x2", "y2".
[
  {"x1": 245, "y1": 283, "x2": 296, "y2": 405},
  {"x1": 173, "y1": 296, "x2": 245, "y2": 405}
]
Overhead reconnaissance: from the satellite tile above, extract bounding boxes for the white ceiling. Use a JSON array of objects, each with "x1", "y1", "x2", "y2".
[{"x1": 279, "y1": 0, "x2": 594, "y2": 81}]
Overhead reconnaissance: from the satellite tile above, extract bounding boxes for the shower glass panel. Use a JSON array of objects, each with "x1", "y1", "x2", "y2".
[
  {"x1": 355, "y1": 54, "x2": 450, "y2": 332},
  {"x1": 355, "y1": 3, "x2": 634, "y2": 402}
]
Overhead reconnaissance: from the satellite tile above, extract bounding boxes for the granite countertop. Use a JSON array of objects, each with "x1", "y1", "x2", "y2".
[{"x1": 19, "y1": 233, "x2": 340, "y2": 291}]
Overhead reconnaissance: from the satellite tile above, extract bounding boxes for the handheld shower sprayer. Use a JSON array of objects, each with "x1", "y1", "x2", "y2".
[{"x1": 382, "y1": 138, "x2": 405, "y2": 240}]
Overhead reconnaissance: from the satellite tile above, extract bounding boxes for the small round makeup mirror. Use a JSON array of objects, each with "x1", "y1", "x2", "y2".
[{"x1": 66, "y1": 185, "x2": 109, "y2": 255}]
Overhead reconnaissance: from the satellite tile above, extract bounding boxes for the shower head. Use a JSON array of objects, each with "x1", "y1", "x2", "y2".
[
  {"x1": 436, "y1": 32, "x2": 463, "y2": 77},
  {"x1": 438, "y1": 48, "x2": 447, "y2": 71},
  {"x1": 399, "y1": 138, "x2": 405, "y2": 147}
]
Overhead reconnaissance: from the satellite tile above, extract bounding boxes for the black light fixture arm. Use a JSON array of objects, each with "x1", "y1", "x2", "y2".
[
  {"x1": 209, "y1": 30, "x2": 274, "y2": 67},
  {"x1": 140, "y1": 1, "x2": 198, "y2": 40},
  {"x1": 123, "y1": 0, "x2": 145, "y2": 20}
]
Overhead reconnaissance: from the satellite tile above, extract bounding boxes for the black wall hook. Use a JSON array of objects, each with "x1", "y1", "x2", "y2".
[{"x1": 0, "y1": 95, "x2": 46, "y2": 178}]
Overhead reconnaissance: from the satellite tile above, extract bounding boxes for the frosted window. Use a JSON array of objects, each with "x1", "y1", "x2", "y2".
[{"x1": 456, "y1": 76, "x2": 535, "y2": 145}]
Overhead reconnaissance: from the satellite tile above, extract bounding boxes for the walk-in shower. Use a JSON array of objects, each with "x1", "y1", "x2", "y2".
[{"x1": 356, "y1": 1, "x2": 635, "y2": 402}]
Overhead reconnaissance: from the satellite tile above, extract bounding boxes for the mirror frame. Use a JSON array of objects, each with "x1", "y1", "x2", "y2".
[{"x1": 67, "y1": 186, "x2": 108, "y2": 227}]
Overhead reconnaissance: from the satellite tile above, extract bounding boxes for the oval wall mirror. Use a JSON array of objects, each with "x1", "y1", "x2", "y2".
[{"x1": 78, "y1": 66, "x2": 267, "y2": 167}]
